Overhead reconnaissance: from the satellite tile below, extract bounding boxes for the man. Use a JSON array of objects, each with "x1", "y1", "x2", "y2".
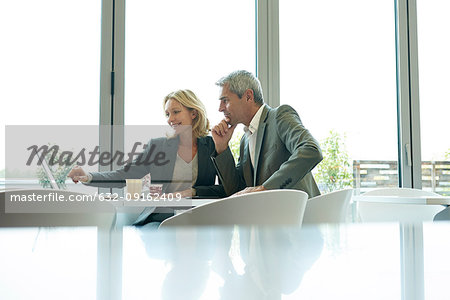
[{"x1": 211, "y1": 70, "x2": 323, "y2": 198}]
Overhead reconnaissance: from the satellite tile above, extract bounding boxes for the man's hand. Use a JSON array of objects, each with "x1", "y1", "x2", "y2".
[
  {"x1": 176, "y1": 188, "x2": 194, "y2": 198},
  {"x1": 232, "y1": 185, "x2": 267, "y2": 196},
  {"x1": 211, "y1": 118, "x2": 236, "y2": 154},
  {"x1": 67, "y1": 166, "x2": 89, "y2": 183}
]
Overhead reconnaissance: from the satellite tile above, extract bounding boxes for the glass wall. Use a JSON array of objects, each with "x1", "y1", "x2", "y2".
[
  {"x1": 417, "y1": 0, "x2": 450, "y2": 195},
  {"x1": 124, "y1": 0, "x2": 256, "y2": 128},
  {"x1": 280, "y1": 0, "x2": 398, "y2": 194},
  {"x1": 2, "y1": 0, "x2": 444, "y2": 196},
  {"x1": 0, "y1": 0, "x2": 101, "y2": 182}
]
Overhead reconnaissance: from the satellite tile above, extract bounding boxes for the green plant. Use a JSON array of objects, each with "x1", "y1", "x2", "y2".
[
  {"x1": 441, "y1": 149, "x2": 450, "y2": 196},
  {"x1": 229, "y1": 130, "x2": 244, "y2": 164},
  {"x1": 314, "y1": 130, "x2": 353, "y2": 193},
  {"x1": 36, "y1": 145, "x2": 75, "y2": 189}
]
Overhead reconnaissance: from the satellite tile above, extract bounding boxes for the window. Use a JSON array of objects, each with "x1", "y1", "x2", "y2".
[
  {"x1": 280, "y1": 0, "x2": 398, "y2": 194},
  {"x1": 417, "y1": 0, "x2": 450, "y2": 195},
  {"x1": 0, "y1": 0, "x2": 101, "y2": 176},
  {"x1": 124, "y1": 0, "x2": 256, "y2": 127}
]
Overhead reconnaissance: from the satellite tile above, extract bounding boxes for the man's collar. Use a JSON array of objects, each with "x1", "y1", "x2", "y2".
[{"x1": 244, "y1": 105, "x2": 265, "y2": 134}]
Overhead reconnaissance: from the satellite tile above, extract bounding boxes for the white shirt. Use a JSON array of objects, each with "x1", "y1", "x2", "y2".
[{"x1": 243, "y1": 105, "x2": 265, "y2": 168}]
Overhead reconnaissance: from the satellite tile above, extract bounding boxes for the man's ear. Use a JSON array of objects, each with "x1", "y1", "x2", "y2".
[{"x1": 246, "y1": 89, "x2": 254, "y2": 101}]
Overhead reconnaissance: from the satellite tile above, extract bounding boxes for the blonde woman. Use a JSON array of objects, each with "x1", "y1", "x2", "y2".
[
  {"x1": 160, "y1": 89, "x2": 225, "y2": 198},
  {"x1": 68, "y1": 89, "x2": 225, "y2": 224}
]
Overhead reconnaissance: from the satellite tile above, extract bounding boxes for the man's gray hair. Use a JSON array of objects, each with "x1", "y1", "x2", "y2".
[{"x1": 215, "y1": 70, "x2": 264, "y2": 105}]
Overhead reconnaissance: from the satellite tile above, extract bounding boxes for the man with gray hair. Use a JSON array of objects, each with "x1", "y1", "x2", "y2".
[{"x1": 211, "y1": 70, "x2": 323, "y2": 197}]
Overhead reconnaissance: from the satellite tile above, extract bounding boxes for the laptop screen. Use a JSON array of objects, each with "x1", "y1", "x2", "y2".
[{"x1": 36, "y1": 152, "x2": 61, "y2": 190}]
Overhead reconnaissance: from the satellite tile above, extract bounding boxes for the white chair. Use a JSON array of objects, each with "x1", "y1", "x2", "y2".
[
  {"x1": 357, "y1": 188, "x2": 444, "y2": 222},
  {"x1": 302, "y1": 188, "x2": 353, "y2": 224},
  {"x1": 159, "y1": 189, "x2": 309, "y2": 227},
  {"x1": 0, "y1": 189, "x2": 115, "y2": 227}
]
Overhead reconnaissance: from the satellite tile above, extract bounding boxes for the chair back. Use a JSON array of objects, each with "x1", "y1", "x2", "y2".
[
  {"x1": 302, "y1": 188, "x2": 353, "y2": 224},
  {"x1": 160, "y1": 189, "x2": 309, "y2": 227}
]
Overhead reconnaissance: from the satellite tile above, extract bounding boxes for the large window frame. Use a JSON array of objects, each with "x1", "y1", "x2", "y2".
[
  {"x1": 0, "y1": 0, "x2": 424, "y2": 190},
  {"x1": 99, "y1": 0, "x2": 423, "y2": 189},
  {"x1": 396, "y1": 0, "x2": 422, "y2": 189}
]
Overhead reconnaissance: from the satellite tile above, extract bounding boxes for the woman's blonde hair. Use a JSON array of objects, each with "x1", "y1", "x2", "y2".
[{"x1": 163, "y1": 89, "x2": 210, "y2": 139}]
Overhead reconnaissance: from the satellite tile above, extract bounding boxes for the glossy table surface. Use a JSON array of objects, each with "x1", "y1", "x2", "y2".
[{"x1": 1, "y1": 222, "x2": 450, "y2": 300}]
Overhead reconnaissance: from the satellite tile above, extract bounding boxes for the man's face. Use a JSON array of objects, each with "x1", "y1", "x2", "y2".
[{"x1": 218, "y1": 84, "x2": 246, "y2": 126}]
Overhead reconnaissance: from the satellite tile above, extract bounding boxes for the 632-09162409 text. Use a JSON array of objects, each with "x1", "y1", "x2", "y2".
[{"x1": 7, "y1": 192, "x2": 182, "y2": 202}]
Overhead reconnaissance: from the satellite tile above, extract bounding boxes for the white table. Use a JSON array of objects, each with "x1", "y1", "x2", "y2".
[
  {"x1": 1, "y1": 222, "x2": 450, "y2": 300},
  {"x1": 353, "y1": 194, "x2": 450, "y2": 300}
]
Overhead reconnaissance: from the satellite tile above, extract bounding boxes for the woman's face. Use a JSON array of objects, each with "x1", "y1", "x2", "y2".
[{"x1": 164, "y1": 98, "x2": 196, "y2": 135}]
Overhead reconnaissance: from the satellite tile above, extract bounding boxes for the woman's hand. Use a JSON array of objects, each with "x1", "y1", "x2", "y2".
[{"x1": 176, "y1": 188, "x2": 195, "y2": 198}]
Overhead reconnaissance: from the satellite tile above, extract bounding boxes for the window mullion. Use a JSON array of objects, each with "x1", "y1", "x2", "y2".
[
  {"x1": 406, "y1": 0, "x2": 422, "y2": 189},
  {"x1": 257, "y1": 0, "x2": 280, "y2": 107},
  {"x1": 396, "y1": 0, "x2": 416, "y2": 188}
]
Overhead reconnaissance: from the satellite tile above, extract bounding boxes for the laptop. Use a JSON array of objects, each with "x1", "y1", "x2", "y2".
[{"x1": 36, "y1": 152, "x2": 61, "y2": 190}]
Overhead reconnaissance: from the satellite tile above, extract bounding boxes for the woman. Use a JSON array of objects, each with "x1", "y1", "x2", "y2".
[
  {"x1": 159, "y1": 89, "x2": 225, "y2": 197},
  {"x1": 68, "y1": 89, "x2": 225, "y2": 223}
]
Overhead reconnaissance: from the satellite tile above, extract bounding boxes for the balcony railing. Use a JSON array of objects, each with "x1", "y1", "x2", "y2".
[{"x1": 353, "y1": 160, "x2": 450, "y2": 196}]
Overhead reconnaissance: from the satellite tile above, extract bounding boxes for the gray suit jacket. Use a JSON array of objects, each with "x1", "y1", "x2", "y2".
[
  {"x1": 212, "y1": 104, "x2": 322, "y2": 198},
  {"x1": 87, "y1": 136, "x2": 225, "y2": 197}
]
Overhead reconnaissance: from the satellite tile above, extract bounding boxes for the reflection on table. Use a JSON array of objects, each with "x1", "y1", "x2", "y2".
[{"x1": 1, "y1": 222, "x2": 450, "y2": 300}]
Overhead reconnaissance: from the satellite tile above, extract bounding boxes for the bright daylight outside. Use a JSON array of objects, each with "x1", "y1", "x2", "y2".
[
  {"x1": 1, "y1": 0, "x2": 449, "y2": 197},
  {"x1": 0, "y1": 0, "x2": 254, "y2": 192},
  {"x1": 0, "y1": 0, "x2": 101, "y2": 193},
  {"x1": 280, "y1": 0, "x2": 450, "y2": 196}
]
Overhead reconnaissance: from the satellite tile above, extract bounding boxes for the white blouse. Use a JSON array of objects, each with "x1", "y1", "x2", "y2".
[{"x1": 167, "y1": 153, "x2": 198, "y2": 193}]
